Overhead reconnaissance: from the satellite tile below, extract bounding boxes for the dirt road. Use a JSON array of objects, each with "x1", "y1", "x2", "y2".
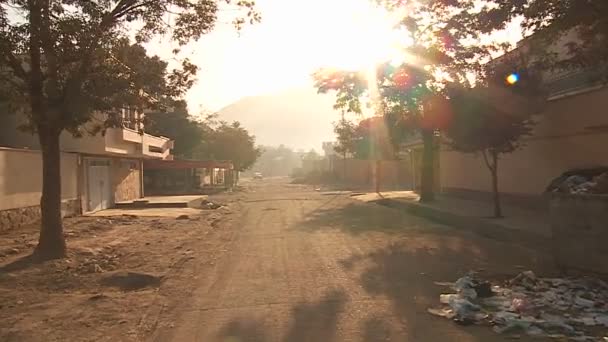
[{"x1": 151, "y1": 178, "x2": 555, "y2": 342}]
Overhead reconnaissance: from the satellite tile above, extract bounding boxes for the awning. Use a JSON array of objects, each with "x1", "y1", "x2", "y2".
[{"x1": 144, "y1": 159, "x2": 233, "y2": 170}]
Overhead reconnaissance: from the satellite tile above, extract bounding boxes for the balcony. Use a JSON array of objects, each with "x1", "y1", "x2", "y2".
[
  {"x1": 102, "y1": 128, "x2": 173, "y2": 160},
  {"x1": 143, "y1": 133, "x2": 174, "y2": 160}
]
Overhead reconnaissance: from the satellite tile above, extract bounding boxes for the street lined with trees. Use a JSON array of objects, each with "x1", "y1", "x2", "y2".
[{"x1": 0, "y1": 0, "x2": 259, "y2": 259}]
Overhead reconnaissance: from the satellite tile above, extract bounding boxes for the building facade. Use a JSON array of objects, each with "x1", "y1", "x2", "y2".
[{"x1": 0, "y1": 108, "x2": 174, "y2": 230}]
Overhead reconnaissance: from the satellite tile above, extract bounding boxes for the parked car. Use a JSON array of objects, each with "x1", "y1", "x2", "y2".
[{"x1": 253, "y1": 172, "x2": 263, "y2": 179}]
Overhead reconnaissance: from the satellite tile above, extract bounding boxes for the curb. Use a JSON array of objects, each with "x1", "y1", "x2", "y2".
[{"x1": 374, "y1": 198, "x2": 550, "y2": 251}]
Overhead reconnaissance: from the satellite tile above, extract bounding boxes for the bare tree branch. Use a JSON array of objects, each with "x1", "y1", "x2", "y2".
[{"x1": 481, "y1": 149, "x2": 494, "y2": 172}]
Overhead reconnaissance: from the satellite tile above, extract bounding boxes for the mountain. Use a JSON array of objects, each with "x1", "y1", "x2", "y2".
[{"x1": 217, "y1": 87, "x2": 341, "y2": 151}]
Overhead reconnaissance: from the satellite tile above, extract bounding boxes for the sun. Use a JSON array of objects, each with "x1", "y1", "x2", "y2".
[{"x1": 317, "y1": 2, "x2": 409, "y2": 71}]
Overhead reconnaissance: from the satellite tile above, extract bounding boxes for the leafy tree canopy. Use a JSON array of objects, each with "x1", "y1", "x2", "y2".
[
  {"x1": 332, "y1": 118, "x2": 357, "y2": 157},
  {"x1": 0, "y1": 0, "x2": 259, "y2": 135},
  {"x1": 144, "y1": 100, "x2": 205, "y2": 158},
  {"x1": 248, "y1": 145, "x2": 301, "y2": 177},
  {"x1": 378, "y1": 0, "x2": 608, "y2": 76},
  {"x1": 195, "y1": 119, "x2": 261, "y2": 172}
]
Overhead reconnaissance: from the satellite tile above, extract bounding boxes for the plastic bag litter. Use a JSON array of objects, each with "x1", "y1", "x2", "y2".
[
  {"x1": 448, "y1": 297, "x2": 480, "y2": 316},
  {"x1": 430, "y1": 271, "x2": 608, "y2": 339},
  {"x1": 440, "y1": 294, "x2": 459, "y2": 304},
  {"x1": 427, "y1": 307, "x2": 455, "y2": 319}
]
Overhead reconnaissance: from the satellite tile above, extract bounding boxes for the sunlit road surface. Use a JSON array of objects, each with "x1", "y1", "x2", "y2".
[{"x1": 152, "y1": 178, "x2": 552, "y2": 342}]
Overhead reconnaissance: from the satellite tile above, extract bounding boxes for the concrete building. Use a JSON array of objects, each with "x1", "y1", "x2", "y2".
[{"x1": 0, "y1": 108, "x2": 174, "y2": 230}]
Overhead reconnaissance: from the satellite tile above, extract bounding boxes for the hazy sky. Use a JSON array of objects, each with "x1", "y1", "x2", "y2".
[{"x1": 145, "y1": 0, "x2": 406, "y2": 113}]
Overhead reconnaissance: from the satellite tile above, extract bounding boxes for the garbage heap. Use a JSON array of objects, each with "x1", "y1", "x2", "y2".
[
  {"x1": 428, "y1": 271, "x2": 608, "y2": 340},
  {"x1": 546, "y1": 167, "x2": 608, "y2": 195}
]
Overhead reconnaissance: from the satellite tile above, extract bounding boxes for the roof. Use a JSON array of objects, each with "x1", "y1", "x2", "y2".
[{"x1": 144, "y1": 159, "x2": 233, "y2": 170}]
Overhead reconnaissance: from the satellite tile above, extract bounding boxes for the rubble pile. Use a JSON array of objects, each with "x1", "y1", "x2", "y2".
[
  {"x1": 547, "y1": 167, "x2": 608, "y2": 195},
  {"x1": 428, "y1": 271, "x2": 608, "y2": 340}
]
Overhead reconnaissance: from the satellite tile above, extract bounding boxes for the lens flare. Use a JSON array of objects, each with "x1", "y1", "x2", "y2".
[{"x1": 506, "y1": 73, "x2": 519, "y2": 85}]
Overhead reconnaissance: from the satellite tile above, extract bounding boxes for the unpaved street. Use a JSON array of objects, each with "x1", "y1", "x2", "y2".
[
  {"x1": 151, "y1": 178, "x2": 555, "y2": 342},
  {"x1": 0, "y1": 178, "x2": 556, "y2": 341}
]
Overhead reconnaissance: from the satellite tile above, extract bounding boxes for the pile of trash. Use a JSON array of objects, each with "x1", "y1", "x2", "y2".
[
  {"x1": 200, "y1": 200, "x2": 223, "y2": 210},
  {"x1": 547, "y1": 167, "x2": 608, "y2": 195},
  {"x1": 428, "y1": 271, "x2": 608, "y2": 340}
]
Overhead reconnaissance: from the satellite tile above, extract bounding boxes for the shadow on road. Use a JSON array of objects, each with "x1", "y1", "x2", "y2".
[
  {"x1": 283, "y1": 289, "x2": 347, "y2": 342},
  {"x1": 218, "y1": 289, "x2": 347, "y2": 342},
  {"x1": 340, "y1": 240, "x2": 555, "y2": 342},
  {"x1": 297, "y1": 200, "x2": 449, "y2": 235},
  {"x1": 362, "y1": 317, "x2": 393, "y2": 342},
  {"x1": 0, "y1": 254, "x2": 41, "y2": 273},
  {"x1": 296, "y1": 198, "x2": 556, "y2": 341},
  {"x1": 218, "y1": 318, "x2": 269, "y2": 342}
]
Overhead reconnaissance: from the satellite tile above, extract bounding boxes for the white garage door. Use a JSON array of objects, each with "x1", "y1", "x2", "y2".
[{"x1": 87, "y1": 160, "x2": 112, "y2": 212}]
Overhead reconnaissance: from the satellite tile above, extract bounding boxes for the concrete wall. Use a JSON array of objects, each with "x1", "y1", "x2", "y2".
[
  {"x1": 0, "y1": 148, "x2": 80, "y2": 231},
  {"x1": 440, "y1": 87, "x2": 608, "y2": 199},
  {"x1": 0, "y1": 148, "x2": 79, "y2": 210},
  {"x1": 550, "y1": 194, "x2": 608, "y2": 275},
  {"x1": 331, "y1": 158, "x2": 413, "y2": 189}
]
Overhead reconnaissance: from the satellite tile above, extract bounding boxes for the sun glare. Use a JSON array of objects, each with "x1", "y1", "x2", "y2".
[{"x1": 318, "y1": 2, "x2": 409, "y2": 71}]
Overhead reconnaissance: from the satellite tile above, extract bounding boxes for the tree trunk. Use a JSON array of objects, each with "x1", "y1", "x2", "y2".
[
  {"x1": 420, "y1": 129, "x2": 435, "y2": 202},
  {"x1": 343, "y1": 151, "x2": 347, "y2": 183},
  {"x1": 375, "y1": 160, "x2": 381, "y2": 194},
  {"x1": 34, "y1": 128, "x2": 66, "y2": 260},
  {"x1": 490, "y1": 150, "x2": 503, "y2": 218}
]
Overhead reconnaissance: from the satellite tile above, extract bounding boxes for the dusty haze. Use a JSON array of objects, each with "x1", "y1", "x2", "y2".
[{"x1": 217, "y1": 87, "x2": 342, "y2": 152}]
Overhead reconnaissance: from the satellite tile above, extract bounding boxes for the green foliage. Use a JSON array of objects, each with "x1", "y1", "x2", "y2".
[
  {"x1": 248, "y1": 145, "x2": 301, "y2": 177},
  {"x1": 332, "y1": 118, "x2": 357, "y2": 157},
  {"x1": 444, "y1": 86, "x2": 535, "y2": 155},
  {"x1": 313, "y1": 69, "x2": 368, "y2": 114},
  {"x1": 144, "y1": 100, "x2": 205, "y2": 158},
  {"x1": 195, "y1": 119, "x2": 261, "y2": 172},
  {"x1": 0, "y1": 0, "x2": 260, "y2": 256},
  {"x1": 146, "y1": 104, "x2": 261, "y2": 170},
  {"x1": 444, "y1": 59, "x2": 544, "y2": 156},
  {"x1": 379, "y1": 0, "x2": 608, "y2": 76},
  {"x1": 442, "y1": 63, "x2": 544, "y2": 217},
  {"x1": 0, "y1": 0, "x2": 260, "y2": 135},
  {"x1": 302, "y1": 149, "x2": 321, "y2": 161},
  {"x1": 352, "y1": 116, "x2": 395, "y2": 160},
  {"x1": 313, "y1": 55, "x2": 438, "y2": 156}
]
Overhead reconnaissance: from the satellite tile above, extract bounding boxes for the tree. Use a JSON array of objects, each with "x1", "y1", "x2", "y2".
[
  {"x1": 351, "y1": 116, "x2": 394, "y2": 160},
  {"x1": 0, "y1": 1, "x2": 259, "y2": 259},
  {"x1": 332, "y1": 117, "x2": 356, "y2": 178},
  {"x1": 196, "y1": 120, "x2": 261, "y2": 172},
  {"x1": 248, "y1": 145, "x2": 301, "y2": 177},
  {"x1": 444, "y1": 63, "x2": 544, "y2": 218},
  {"x1": 379, "y1": 0, "x2": 608, "y2": 77},
  {"x1": 333, "y1": 118, "x2": 356, "y2": 157},
  {"x1": 302, "y1": 149, "x2": 321, "y2": 161},
  {"x1": 145, "y1": 100, "x2": 205, "y2": 158},
  {"x1": 314, "y1": 57, "x2": 446, "y2": 202}
]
